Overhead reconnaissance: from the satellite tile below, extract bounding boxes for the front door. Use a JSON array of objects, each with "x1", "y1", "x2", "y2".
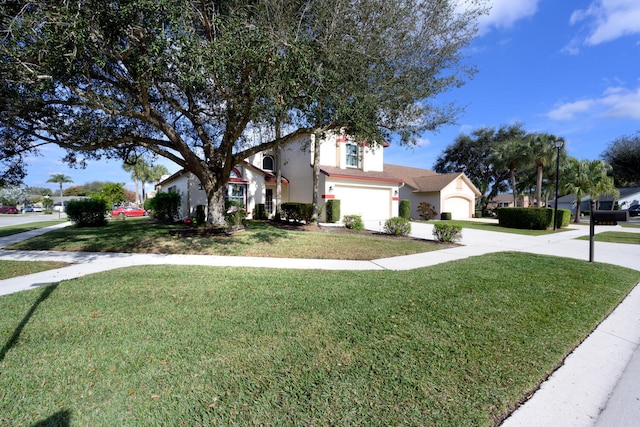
[{"x1": 265, "y1": 189, "x2": 274, "y2": 215}]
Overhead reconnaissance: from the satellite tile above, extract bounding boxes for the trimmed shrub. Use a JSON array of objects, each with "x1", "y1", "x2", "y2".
[
  {"x1": 281, "y1": 202, "x2": 314, "y2": 223},
  {"x1": 326, "y1": 199, "x2": 341, "y2": 223},
  {"x1": 148, "y1": 192, "x2": 181, "y2": 223},
  {"x1": 343, "y1": 214, "x2": 364, "y2": 231},
  {"x1": 65, "y1": 199, "x2": 108, "y2": 227},
  {"x1": 441, "y1": 212, "x2": 452, "y2": 220},
  {"x1": 497, "y1": 207, "x2": 559, "y2": 230},
  {"x1": 417, "y1": 202, "x2": 438, "y2": 220},
  {"x1": 225, "y1": 200, "x2": 247, "y2": 227},
  {"x1": 399, "y1": 199, "x2": 411, "y2": 219},
  {"x1": 550, "y1": 208, "x2": 571, "y2": 229},
  {"x1": 384, "y1": 217, "x2": 411, "y2": 236},
  {"x1": 196, "y1": 205, "x2": 206, "y2": 225},
  {"x1": 432, "y1": 222, "x2": 462, "y2": 243},
  {"x1": 254, "y1": 203, "x2": 267, "y2": 220}
]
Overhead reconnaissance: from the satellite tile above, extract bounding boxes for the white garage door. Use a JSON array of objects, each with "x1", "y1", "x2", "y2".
[
  {"x1": 443, "y1": 197, "x2": 471, "y2": 220},
  {"x1": 334, "y1": 185, "x2": 392, "y2": 222}
]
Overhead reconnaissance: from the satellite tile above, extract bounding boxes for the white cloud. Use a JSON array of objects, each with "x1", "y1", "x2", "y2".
[
  {"x1": 475, "y1": 0, "x2": 539, "y2": 35},
  {"x1": 547, "y1": 86, "x2": 640, "y2": 120},
  {"x1": 570, "y1": 0, "x2": 640, "y2": 45}
]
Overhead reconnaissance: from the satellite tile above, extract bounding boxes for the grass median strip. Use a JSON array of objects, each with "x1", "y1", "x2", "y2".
[
  {"x1": 576, "y1": 231, "x2": 640, "y2": 244},
  {"x1": 1, "y1": 252, "x2": 638, "y2": 426},
  {"x1": 0, "y1": 260, "x2": 70, "y2": 280},
  {"x1": 7, "y1": 219, "x2": 446, "y2": 259}
]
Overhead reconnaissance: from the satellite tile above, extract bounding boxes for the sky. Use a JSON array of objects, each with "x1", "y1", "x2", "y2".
[{"x1": 21, "y1": 0, "x2": 640, "y2": 195}]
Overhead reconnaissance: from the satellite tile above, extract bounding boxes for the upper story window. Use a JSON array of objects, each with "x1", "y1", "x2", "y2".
[
  {"x1": 230, "y1": 168, "x2": 241, "y2": 179},
  {"x1": 346, "y1": 143, "x2": 359, "y2": 168},
  {"x1": 262, "y1": 155, "x2": 274, "y2": 171}
]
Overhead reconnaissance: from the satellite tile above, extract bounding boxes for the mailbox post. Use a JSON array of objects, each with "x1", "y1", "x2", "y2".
[{"x1": 589, "y1": 201, "x2": 630, "y2": 262}]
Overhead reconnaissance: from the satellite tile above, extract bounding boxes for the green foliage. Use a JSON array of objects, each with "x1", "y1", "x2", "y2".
[
  {"x1": 399, "y1": 199, "x2": 411, "y2": 219},
  {"x1": 497, "y1": 208, "x2": 558, "y2": 230},
  {"x1": 148, "y1": 192, "x2": 181, "y2": 223},
  {"x1": 417, "y1": 202, "x2": 438, "y2": 220},
  {"x1": 602, "y1": 132, "x2": 640, "y2": 187},
  {"x1": 326, "y1": 199, "x2": 341, "y2": 223},
  {"x1": 432, "y1": 222, "x2": 462, "y2": 243},
  {"x1": 343, "y1": 214, "x2": 364, "y2": 231},
  {"x1": 65, "y1": 199, "x2": 108, "y2": 227},
  {"x1": 384, "y1": 217, "x2": 411, "y2": 236},
  {"x1": 90, "y1": 183, "x2": 127, "y2": 208},
  {"x1": 281, "y1": 202, "x2": 314, "y2": 224},
  {"x1": 254, "y1": 203, "x2": 267, "y2": 220},
  {"x1": 225, "y1": 200, "x2": 247, "y2": 227},
  {"x1": 196, "y1": 205, "x2": 206, "y2": 225},
  {"x1": 441, "y1": 212, "x2": 452, "y2": 220},
  {"x1": 553, "y1": 209, "x2": 571, "y2": 229}
]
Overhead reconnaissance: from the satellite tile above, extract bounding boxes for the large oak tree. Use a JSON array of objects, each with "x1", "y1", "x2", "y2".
[{"x1": 1, "y1": 0, "x2": 486, "y2": 224}]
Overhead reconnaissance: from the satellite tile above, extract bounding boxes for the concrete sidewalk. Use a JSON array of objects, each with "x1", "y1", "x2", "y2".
[{"x1": 1, "y1": 220, "x2": 639, "y2": 426}]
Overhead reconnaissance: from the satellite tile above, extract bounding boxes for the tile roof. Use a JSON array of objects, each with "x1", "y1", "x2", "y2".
[{"x1": 319, "y1": 165, "x2": 403, "y2": 183}]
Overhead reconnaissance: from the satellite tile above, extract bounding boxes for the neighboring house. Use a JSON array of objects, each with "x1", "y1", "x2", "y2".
[
  {"x1": 486, "y1": 193, "x2": 532, "y2": 210},
  {"x1": 384, "y1": 164, "x2": 480, "y2": 220},
  {"x1": 157, "y1": 131, "x2": 478, "y2": 222},
  {"x1": 553, "y1": 187, "x2": 640, "y2": 212}
]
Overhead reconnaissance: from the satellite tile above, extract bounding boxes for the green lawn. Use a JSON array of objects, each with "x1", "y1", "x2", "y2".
[
  {"x1": 0, "y1": 260, "x2": 70, "y2": 280},
  {"x1": 0, "y1": 220, "x2": 67, "y2": 238},
  {"x1": 577, "y1": 231, "x2": 640, "y2": 245},
  {"x1": 7, "y1": 218, "x2": 445, "y2": 260},
  {"x1": 1, "y1": 253, "x2": 638, "y2": 426}
]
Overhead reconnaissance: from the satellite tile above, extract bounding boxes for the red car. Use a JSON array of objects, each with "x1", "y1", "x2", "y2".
[
  {"x1": 0, "y1": 206, "x2": 19, "y2": 214},
  {"x1": 110, "y1": 206, "x2": 147, "y2": 217}
]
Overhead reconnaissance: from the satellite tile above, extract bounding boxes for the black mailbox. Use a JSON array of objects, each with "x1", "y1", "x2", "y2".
[{"x1": 592, "y1": 210, "x2": 629, "y2": 225}]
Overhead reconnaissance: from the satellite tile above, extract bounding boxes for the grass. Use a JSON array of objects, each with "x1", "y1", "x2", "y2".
[
  {"x1": 0, "y1": 252, "x2": 638, "y2": 426},
  {"x1": 432, "y1": 220, "x2": 569, "y2": 236},
  {"x1": 7, "y1": 218, "x2": 445, "y2": 260},
  {"x1": 577, "y1": 231, "x2": 640, "y2": 244},
  {"x1": 0, "y1": 260, "x2": 70, "y2": 280},
  {"x1": 0, "y1": 220, "x2": 67, "y2": 238}
]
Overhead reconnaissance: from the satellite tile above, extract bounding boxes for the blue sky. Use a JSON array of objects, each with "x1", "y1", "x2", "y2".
[{"x1": 23, "y1": 0, "x2": 640, "y2": 194}]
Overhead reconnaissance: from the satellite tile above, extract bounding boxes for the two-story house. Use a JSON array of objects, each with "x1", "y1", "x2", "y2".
[{"x1": 157, "y1": 131, "x2": 479, "y2": 222}]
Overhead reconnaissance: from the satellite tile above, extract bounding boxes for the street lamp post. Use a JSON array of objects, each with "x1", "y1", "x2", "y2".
[{"x1": 553, "y1": 139, "x2": 564, "y2": 231}]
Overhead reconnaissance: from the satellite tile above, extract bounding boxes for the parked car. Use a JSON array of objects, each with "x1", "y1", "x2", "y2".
[
  {"x1": 33, "y1": 206, "x2": 43, "y2": 212},
  {"x1": 111, "y1": 206, "x2": 147, "y2": 217},
  {"x1": 22, "y1": 205, "x2": 34, "y2": 213},
  {"x1": 0, "y1": 206, "x2": 19, "y2": 214},
  {"x1": 627, "y1": 204, "x2": 640, "y2": 217}
]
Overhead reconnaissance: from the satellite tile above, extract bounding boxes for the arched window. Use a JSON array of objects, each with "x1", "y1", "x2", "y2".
[{"x1": 262, "y1": 155, "x2": 274, "y2": 171}]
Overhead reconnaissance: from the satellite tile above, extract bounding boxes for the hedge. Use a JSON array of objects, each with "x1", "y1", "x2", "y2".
[
  {"x1": 65, "y1": 199, "x2": 108, "y2": 227},
  {"x1": 497, "y1": 207, "x2": 571, "y2": 230},
  {"x1": 281, "y1": 202, "x2": 314, "y2": 224},
  {"x1": 326, "y1": 199, "x2": 341, "y2": 223},
  {"x1": 148, "y1": 192, "x2": 181, "y2": 223},
  {"x1": 399, "y1": 199, "x2": 411, "y2": 219}
]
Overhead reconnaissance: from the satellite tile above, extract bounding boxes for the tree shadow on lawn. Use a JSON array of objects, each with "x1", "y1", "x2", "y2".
[
  {"x1": 0, "y1": 284, "x2": 58, "y2": 363},
  {"x1": 30, "y1": 410, "x2": 71, "y2": 427}
]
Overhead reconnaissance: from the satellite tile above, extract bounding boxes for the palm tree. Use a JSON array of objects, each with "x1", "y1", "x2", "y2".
[
  {"x1": 530, "y1": 133, "x2": 562, "y2": 207},
  {"x1": 492, "y1": 124, "x2": 531, "y2": 207},
  {"x1": 564, "y1": 158, "x2": 618, "y2": 223},
  {"x1": 46, "y1": 174, "x2": 73, "y2": 218},
  {"x1": 123, "y1": 157, "x2": 150, "y2": 204},
  {"x1": 142, "y1": 164, "x2": 169, "y2": 201}
]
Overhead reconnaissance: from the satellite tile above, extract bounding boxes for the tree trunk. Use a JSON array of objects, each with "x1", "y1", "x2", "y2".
[
  {"x1": 275, "y1": 117, "x2": 282, "y2": 219},
  {"x1": 312, "y1": 131, "x2": 320, "y2": 224},
  {"x1": 510, "y1": 169, "x2": 517, "y2": 207},
  {"x1": 574, "y1": 195, "x2": 582, "y2": 224},
  {"x1": 536, "y1": 165, "x2": 543, "y2": 207},
  {"x1": 205, "y1": 185, "x2": 228, "y2": 226}
]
